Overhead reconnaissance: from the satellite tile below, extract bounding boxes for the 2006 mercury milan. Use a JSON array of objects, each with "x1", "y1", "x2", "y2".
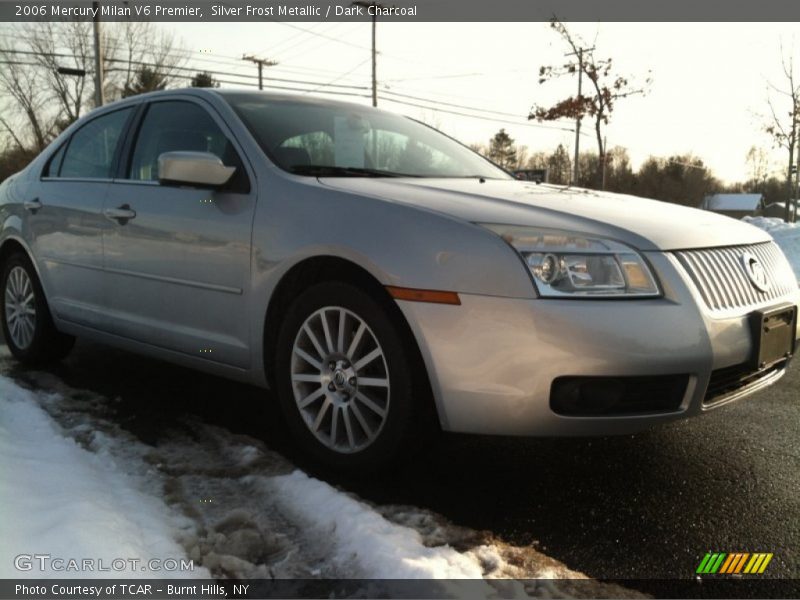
[{"x1": 1, "y1": 89, "x2": 797, "y2": 469}]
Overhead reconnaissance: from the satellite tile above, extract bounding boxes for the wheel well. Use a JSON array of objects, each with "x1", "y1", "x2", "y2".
[
  {"x1": 0, "y1": 239, "x2": 27, "y2": 266},
  {"x1": 262, "y1": 256, "x2": 437, "y2": 423}
]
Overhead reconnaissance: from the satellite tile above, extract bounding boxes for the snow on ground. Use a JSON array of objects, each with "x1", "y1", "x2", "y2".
[
  {"x1": 0, "y1": 367, "x2": 641, "y2": 598},
  {"x1": 0, "y1": 377, "x2": 207, "y2": 579},
  {"x1": 743, "y1": 216, "x2": 800, "y2": 280}
]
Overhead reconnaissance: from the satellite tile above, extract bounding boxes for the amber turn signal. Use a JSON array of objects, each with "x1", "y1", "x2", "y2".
[{"x1": 386, "y1": 286, "x2": 461, "y2": 305}]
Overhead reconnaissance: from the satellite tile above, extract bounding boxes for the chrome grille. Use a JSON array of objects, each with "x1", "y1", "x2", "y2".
[{"x1": 675, "y1": 242, "x2": 797, "y2": 312}]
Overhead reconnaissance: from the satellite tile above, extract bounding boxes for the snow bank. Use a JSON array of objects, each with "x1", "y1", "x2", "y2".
[
  {"x1": 0, "y1": 372, "x2": 639, "y2": 596},
  {"x1": 0, "y1": 377, "x2": 206, "y2": 579},
  {"x1": 267, "y1": 470, "x2": 485, "y2": 578},
  {"x1": 743, "y1": 216, "x2": 800, "y2": 280}
]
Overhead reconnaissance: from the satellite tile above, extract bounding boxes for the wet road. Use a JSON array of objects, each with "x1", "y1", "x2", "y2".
[{"x1": 4, "y1": 337, "x2": 799, "y2": 590}]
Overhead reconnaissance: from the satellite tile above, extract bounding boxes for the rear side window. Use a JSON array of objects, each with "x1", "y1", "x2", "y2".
[
  {"x1": 59, "y1": 108, "x2": 133, "y2": 179},
  {"x1": 128, "y1": 100, "x2": 249, "y2": 193}
]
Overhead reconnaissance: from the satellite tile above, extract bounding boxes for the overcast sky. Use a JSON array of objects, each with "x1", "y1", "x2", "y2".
[{"x1": 67, "y1": 22, "x2": 800, "y2": 182}]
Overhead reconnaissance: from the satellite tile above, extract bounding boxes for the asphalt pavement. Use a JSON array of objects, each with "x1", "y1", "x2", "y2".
[{"x1": 3, "y1": 337, "x2": 799, "y2": 594}]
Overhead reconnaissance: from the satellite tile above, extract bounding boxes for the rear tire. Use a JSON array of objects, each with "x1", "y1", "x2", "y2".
[
  {"x1": 274, "y1": 281, "x2": 428, "y2": 472},
  {"x1": 1, "y1": 251, "x2": 75, "y2": 364}
]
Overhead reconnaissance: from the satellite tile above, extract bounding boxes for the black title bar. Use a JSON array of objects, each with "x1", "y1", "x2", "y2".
[{"x1": 3, "y1": 0, "x2": 800, "y2": 22}]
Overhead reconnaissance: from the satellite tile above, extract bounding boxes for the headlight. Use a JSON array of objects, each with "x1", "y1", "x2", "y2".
[{"x1": 482, "y1": 224, "x2": 660, "y2": 298}]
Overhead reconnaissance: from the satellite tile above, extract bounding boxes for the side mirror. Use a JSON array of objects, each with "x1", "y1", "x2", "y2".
[{"x1": 158, "y1": 151, "x2": 235, "y2": 187}]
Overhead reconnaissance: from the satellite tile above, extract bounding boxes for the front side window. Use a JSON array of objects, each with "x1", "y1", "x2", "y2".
[
  {"x1": 226, "y1": 94, "x2": 510, "y2": 179},
  {"x1": 129, "y1": 100, "x2": 246, "y2": 190},
  {"x1": 59, "y1": 108, "x2": 132, "y2": 179}
]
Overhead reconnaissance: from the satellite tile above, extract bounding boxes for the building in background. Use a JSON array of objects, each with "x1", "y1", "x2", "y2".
[{"x1": 700, "y1": 193, "x2": 764, "y2": 219}]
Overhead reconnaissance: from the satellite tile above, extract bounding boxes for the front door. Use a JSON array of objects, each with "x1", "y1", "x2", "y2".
[{"x1": 102, "y1": 98, "x2": 256, "y2": 369}]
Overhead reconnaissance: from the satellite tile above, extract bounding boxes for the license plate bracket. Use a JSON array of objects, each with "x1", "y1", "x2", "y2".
[{"x1": 750, "y1": 304, "x2": 797, "y2": 371}]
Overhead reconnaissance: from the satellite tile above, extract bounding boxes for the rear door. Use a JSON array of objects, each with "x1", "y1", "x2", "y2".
[
  {"x1": 102, "y1": 98, "x2": 256, "y2": 368},
  {"x1": 31, "y1": 107, "x2": 135, "y2": 328}
]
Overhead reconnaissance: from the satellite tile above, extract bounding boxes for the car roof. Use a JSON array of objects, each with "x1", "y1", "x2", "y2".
[{"x1": 95, "y1": 87, "x2": 380, "y2": 114}]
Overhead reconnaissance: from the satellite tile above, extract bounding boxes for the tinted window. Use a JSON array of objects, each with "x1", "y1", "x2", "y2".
[
  {"x1": 129, "y1": 101, "x2": 248, "y2": 192},
  {"x1": 43, "y1": 142, "x2": 67, "y2": 177},
  {"x1": 60, "y1": 108, "x2": 132, "y2": 179}
]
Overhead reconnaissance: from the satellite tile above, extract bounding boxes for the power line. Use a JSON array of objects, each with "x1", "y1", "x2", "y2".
[
  {"x1": 260, "y1": 21, "x2": 349, "y2": 58},
  {"x1": 102, "y1": 66, "x2": 373, "y2": 100},
  {"x1": 271, "y1": 22, "x2": 372, "y2": 53},
  {"x1": 0, "y1": 46, "x2": 577, "y2": 135},
  {"x1": 380, "y1": 88, "x2": 541, "y2": 123},
  {"x1": 304, "y1": 57, "x2": 370, "y2": 94},
  {"x1": 0, "y1": 24, "x2": 483, "y2": 89},
  {"x1": 379, "y1": 95, "x2": 578, "y2": 133},
  {"x1": 0, "y1": 48, "x2": 370, "y2": 91}
]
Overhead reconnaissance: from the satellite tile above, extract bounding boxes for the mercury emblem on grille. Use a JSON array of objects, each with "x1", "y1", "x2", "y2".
[{"x1": 741, "y1": 252, "x2": 771, "y2": 292}]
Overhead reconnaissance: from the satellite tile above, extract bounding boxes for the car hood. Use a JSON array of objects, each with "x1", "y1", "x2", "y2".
[{"x1": 318, "y1": 178, "x2": 770, "y2": 252}]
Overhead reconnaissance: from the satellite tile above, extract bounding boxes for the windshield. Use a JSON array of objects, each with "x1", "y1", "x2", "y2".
[{"x1": 225, "y1": 93, "x2": 510, "y2": 179}]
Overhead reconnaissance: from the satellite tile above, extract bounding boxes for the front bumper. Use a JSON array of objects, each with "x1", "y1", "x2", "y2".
[{"x1": 396, "y1": 252, "x2": 800, "y2": 436}]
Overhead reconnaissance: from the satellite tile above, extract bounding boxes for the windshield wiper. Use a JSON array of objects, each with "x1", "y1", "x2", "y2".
[{"x1": 288, "y1": 164, "x2": 417, "y2": 178}]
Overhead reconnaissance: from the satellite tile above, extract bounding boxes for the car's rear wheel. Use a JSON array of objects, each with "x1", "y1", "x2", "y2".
[
  {"x1": 275, "y1": 281, "x2": 425, "y2": 472},
  {"x1": 1, "y1": 251, "x2": 74, "y2": 363}
]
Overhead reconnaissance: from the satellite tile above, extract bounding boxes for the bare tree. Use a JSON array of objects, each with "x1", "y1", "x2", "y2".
[
  {"x1": 468, "y1": 142, "x2": 487, "y2": 156},
  {"x1": 745, "y1": 146, "x2": 771, "y2": 193},
  {"x1": 0, "y1": 22, "x2": 186, "y2": 155},
  {"x1": 529, "y1": 20, "x2": 650, "y2": 188},
  {"x1": 0, "y1": 22, "x2": 97, "y2": 150},
  {"x1": 24, "y1": 22, "x2": 95, "y2": 127},
  {"x1": 764, "y1": 45, "x2": 800, "y2": 221},
  {"x1": 103, "y1": 21, "x2": 187, "y2": 101},
  {"x1": 0, "y1": 46, "x2": 51, "y2": 151}
]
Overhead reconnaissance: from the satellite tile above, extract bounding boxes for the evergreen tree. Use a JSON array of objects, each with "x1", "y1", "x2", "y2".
[
  {"x1": 487, "y1": 129, "x2": 518, "y2": 169},
  {"x1": 191, "y1": 71, "x2": 219, "y2": 88},
  {"x1": 122, "y1": 67, "x2": 167, "y2": 98}
]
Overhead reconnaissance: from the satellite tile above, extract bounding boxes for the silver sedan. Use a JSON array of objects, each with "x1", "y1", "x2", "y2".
[{"x1": 1, "y1": 88, "x2": 797, "y2": 470}]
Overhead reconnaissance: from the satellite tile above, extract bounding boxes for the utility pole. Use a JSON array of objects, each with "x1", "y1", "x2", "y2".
[
  {"x1": 242, "y1": 55, "x2": 278, "y2": 90},
  {"x1": 793, "y1": 161, "x2": 799, "y2": 223},
  {"x1": 353, "y1": 1, "x2": 384, "y2": 107},
  {"x1": 92, "y1": 1, "x2": 104, "y2": 107},
  {"x1": 565, "y1": 45, "x2": 593, "y2": 185}
]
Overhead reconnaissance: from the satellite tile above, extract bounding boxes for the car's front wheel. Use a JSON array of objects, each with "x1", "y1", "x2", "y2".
[
  {"x1": 1, "y1": 251, "x2": 75, "y2": 363},
  {"x1": 275, "y1": 281, "x2": 426, "y2": 472}
]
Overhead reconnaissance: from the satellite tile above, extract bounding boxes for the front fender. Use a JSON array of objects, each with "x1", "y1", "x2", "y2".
[{"x1": 251, "y1": 176, "x2": 536, "y2": 299}]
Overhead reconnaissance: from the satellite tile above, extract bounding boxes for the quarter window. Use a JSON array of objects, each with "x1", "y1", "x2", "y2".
[
  {"x1": 128, "y1": 101, "x2": 248, "y2": 192},
  {"x1": 43, "y1": 142, "x2": 67, "y2": 177},
  {"x1": 59, "y1": 108, "x2": 132, "y2": 179}
]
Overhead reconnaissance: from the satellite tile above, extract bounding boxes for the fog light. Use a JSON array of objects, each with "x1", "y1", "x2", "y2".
[{"x1": 550, "y1": 375, "x2": 689, "y2": 416}]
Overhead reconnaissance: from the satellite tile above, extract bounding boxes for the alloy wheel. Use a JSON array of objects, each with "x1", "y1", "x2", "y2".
[
  {"x1": 5, "y1": 266, "x2": 37, "y2": 350},
  {"x1": 290, "y1": 306, "x2": 390, "y2": 454}
]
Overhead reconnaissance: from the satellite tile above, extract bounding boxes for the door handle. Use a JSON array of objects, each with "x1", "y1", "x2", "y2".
[
  {"x1": 23, "y1": 198, "x2": 42, "y2": 213},
  {"x1": 103, "y1": 204, "x2": 137, "y2": 223}
]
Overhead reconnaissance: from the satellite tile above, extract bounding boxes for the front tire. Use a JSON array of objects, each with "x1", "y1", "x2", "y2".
[
  {"x1": 275, "y1": 281, "x2": 425, "y2": 472},
  {"x1": 1, "y1": 252, "x2": 74, "y2": 364}
]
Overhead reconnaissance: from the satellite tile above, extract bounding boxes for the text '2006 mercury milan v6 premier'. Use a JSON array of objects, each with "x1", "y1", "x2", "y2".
[{"x1": 0, "y1": 88, "x2": 797, "y2": 470}]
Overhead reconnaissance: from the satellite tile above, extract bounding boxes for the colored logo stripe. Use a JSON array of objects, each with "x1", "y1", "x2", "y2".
[
  {"x1": 697, "y1": 553, "x2": 726, "y2": 574},
  {"x1": 697, "y1": 552, "x2": 773, "y2": 574}
]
